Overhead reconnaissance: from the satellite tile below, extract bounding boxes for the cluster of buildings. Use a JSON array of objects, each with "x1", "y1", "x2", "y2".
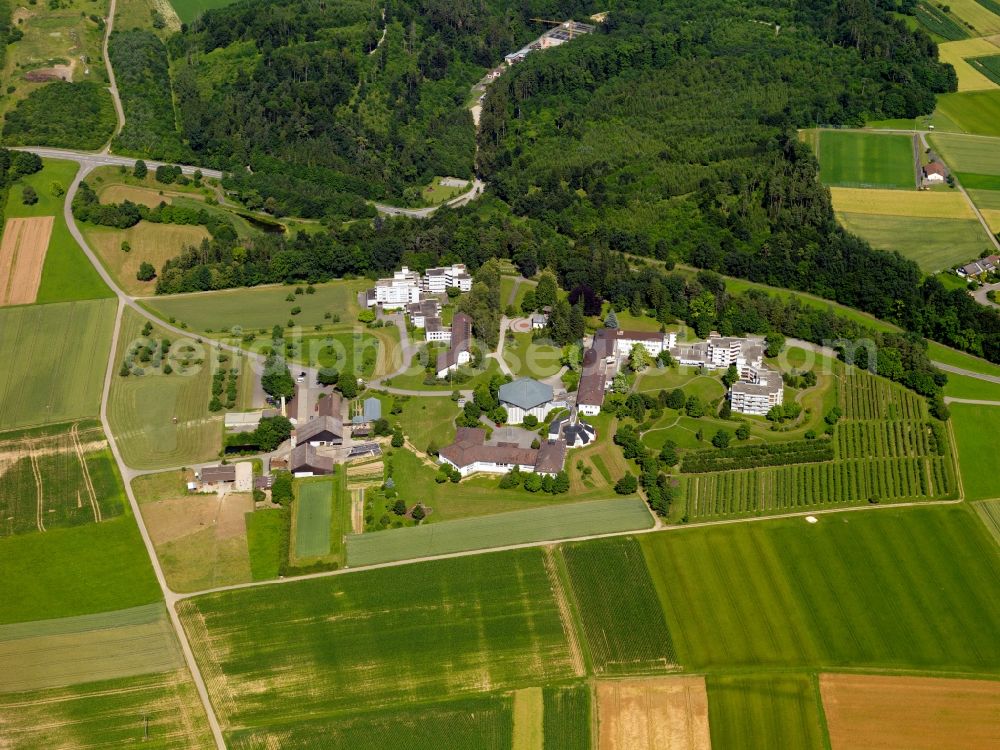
[
  {"x1": 285, "y1": 394, "x2": 383, "y2": 476},
  {"x1": 439, "y1": 426, "x2": 567, "y2": 478},
  {"x1": 503, "y1": 20, "x2": 596, "y2": 66},
  {"x1": 957, "y1": 254, "x2": 1000, "y2": 280},
  {"x1": 577, "y1": 329, "x2": 785, "y2": 417},
  {"x1": 366, "y1": 264, "x2": 472, "y2": 310}
]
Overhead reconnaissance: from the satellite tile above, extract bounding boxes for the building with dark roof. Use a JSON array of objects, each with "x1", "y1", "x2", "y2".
[
  {"x1": 295, "y1": 416, "x2": 343, "y2": 446},
  {"x1": 498, "y1": 377, "x2": 562, "y2": 424},
  {"x1": 576, "y1": 348, "x2": 608, "y2": 416},
  {"x1": 200, "y1": 465, "x2": 236, "y2": 484},
  {"x1": 436, "y1": 312, "x2": 472, "y2": 378},
  {"x1": 438, "y1": 427, "x2": 567, "y2": 477},
  {"x1": 289, "y1": 444, "x2": 334, "y2": 475},
  {"x1": 317, "y1": 392, "x2": 343, "y2": 419}
]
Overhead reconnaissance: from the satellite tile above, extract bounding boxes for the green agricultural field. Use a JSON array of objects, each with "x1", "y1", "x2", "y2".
[
  {"x1": 0, "y1": 298, "x2": 117, "y2": 430},
  {"x1": 178, "y1": 549, "x2": 577, "y2": 728},
  {"x1": 970, "y1": 54, "x2": 1000, "y2": 86},
  {"x1": 0, "y1": 603, "x2": 182, "y2": 693},
  {"x1": 951, "y1": 402, "x2": 1000, "y2": 500},
  {"x1": 0, "y1": 420, "x2": 125, "y2": 537},
  {"x1": 706, "y1": 674, "x2": 827, "y2": 750},
  {"x1": 561, "y1": 537, "x2": 677, "y2": 674},
  {"x1": 227, "y1": 696, "x2": 513, "y2": 750},
  {"x1": 815, "y1": 130, "x2": 915, "y2": 188},
  {"x1": 973, "y1": 498, "x2": 1000, "y2": 546},
  {"x1": 929, "y1": 132, "x2": 1000, "y2": 173},
  {"x1": 934, "y1": 90, "x2": 1000, "y2": 136},
  {"x1": 293, "y1": 478, "x2": 333, "y2": 559},
  {"x1": 107, "y1": 308, "x2": 223, "y2": 469},
  {"x1": 4, "y1": 159, "x2": 112, "y2": 302},
  {"x1": 142, "y1": 279, "x2": 369, "y2": 332},
  {"x1": 835, "y1": 212, "x2": 992, "y2": 272},
  {"x1": 641, "y1": 506, "x2": 1000, "y2": 672},
  {"x1": 946, "y1": 0, "x2": 1000, "y2": 33},
  {"x1": 169, "y1": 0, "x2": 241, "y2": 24},
  {"x1": 542, "y1": 684, "x2": 591, "y2": 750},
  {"x1": 0, "y1": 670, "x2": 214, "y2": 749},
  {"x1": 968, "y1": 188, "x2": 1000, "y2": 210},
  {"x1": 0, "y1": 516, "x2": 162, "y2": 625},
  {"x1": 346, "y1": 497, "x2": 653, "y2": 566},
  {"x1": 245, "y1": 507, "x2": 288, "y2": 580}
]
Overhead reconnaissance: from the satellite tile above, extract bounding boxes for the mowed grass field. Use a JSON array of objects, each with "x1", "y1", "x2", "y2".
[
  {"x1": 143, "y1": 278, "x2": 369, "y2": 333},
  {"x1": 0, "y1": 298, "x2": 117, "y2": 430},
  {"x1": 345, "y1": 497, "x2": 653, "y2": 566},
  {"x1": 108, "y1": 308, "x2": 223, "y2": 469},
  {"x1": 929, "y1": 131, "x2": 1000, "y2": 174},
  {"x1": 0, "y1": 670, "x2": 214, "y2": 749},
  {"x1": 0, "y1": 603, "x2": 182, "y2": 693},
  {"x1": 938, "y1": 38, "x2": 1000, "y2": 91},
  {"x1": 935, "y1": 90, "x2": 1000, "y2": 136},
  {"x1": 4, "y1": 158, "x2": 111, "y2": 303},
  {"x1": 814, "y1": 130, "x2": 915, "y2": 188},
  {"x1": 950, "y1": 403, "x2": 1000, "y2": 500},
  {"x1": 293, "y1": 478, "x2": 333, "y2": 559},
  {"x1": 640, "y1": 507, "x2": 1000, "y2": 673},
  {"x1": 178, "y1": 549, "x2": 577, "y2": 728},
  {"x1": 85, "y1": 223, "x2": 211, "y2": 296},
  {"x1": 835, "y1": 212, "x2": 992, "y2": 271},
  {"x1": 707, "y1": 674, "x2": 827, "y2": 750},
  {"x1": 169, "y1": 0, "x2": 241, "y2": 24}
]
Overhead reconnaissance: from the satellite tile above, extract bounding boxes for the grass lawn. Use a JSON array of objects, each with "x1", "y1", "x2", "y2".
[
  {"x1": 0, "y1": 516, "x2": 161, "y2": 625},
  {"x1": 814, "y1": 130, "x2": 915, "y2": 188},
  {"x1": 938, "y1": 38, "x2": 1000, "y2": 91},
  {"x1": 387, "y1": 354, "x2": 501, "y2": 392},
  {"x1": 929, "y1": 132, "x2": 1000, "y2": 174},
  {"x1": 84, "y1": 223, "x2": 211, "y2": 296},
  {"x1": 178, "y1": 549, "x2": 577, "y2": 728},
  {"x1": 943, "y1": 371, "x2": 1000, "y2": 400},
  {"x1": 835, "y1": 212, "x2": 993, "y2": 272},
  {"x1": 293, "y1": 478, "x2": 333, "y2": 559},
  {"x1": 142, "y1": 278, "x2": 369, "y2": 333},
  {"x1": 388, "y1": 395, "x2": 459, "y2": 453},
  {"x1": 503, "y1": 330, "x2": 563, "y2": 378},
  {"x1": 950, "y1": 403, "x2": 1000, "y2": 499},
  {"x1": 706, "y1": 674, "x2": 827, "y2": 750},
  {"x1": 285, "y1": 330, "x2": 383, "y2": 378},
  {"x1": 641, "y1": 506, "x2": 1000, "y2": 673},
  {"x1": 345, "y1": 498, "x2": 653, "y2": 566},
  {"x1": 420, "y1": 176, "x2": 469, "y2": 205},
  {"x1": 0, "y1": 671, "x2": 214, "y2": 748},
  {"x1": 935, "y1": 91, "x2": 1000, "y2": 136},
  {"x1": 927, "y1": 340, "x2": 1000, "y2": 376},
  {"x1": 0, "y1": 298, "x2": 117, "y2": 430},
  {"x1": 107, "y1": 308, "x2": 223, "y2": 469},
  {"x1": 245, "y1": 508, "x2": 288, "y2": 581},
  {"x1": 4, "y1": 159, "x2": 112, "y2": 303}
]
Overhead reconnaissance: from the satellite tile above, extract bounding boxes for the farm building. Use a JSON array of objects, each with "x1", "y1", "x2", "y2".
[
  {"x1": 200, "y1": 465, "x2": 236, "y2": 487},
  {"x1": 254, "y1": 475, "x2": 274, "y2": 490},
  {"x1": 923, "y1": 161, "x2": 947, "y2": 183},
  {"x1": 289, "y1": 444, "x2": 334, "y2": 476},
  {"x1": 438, "y1": 427, "x2": 567, "y2": 477},
  {"x1": 498, "y1": 377, "x2": 564, "y2": 424},
  {"x1": 317, "y1": 392, "x2": 343, "y2": 419},
  {"x1": 295, "y1": 416, "x2": 343, "y2": 446}
]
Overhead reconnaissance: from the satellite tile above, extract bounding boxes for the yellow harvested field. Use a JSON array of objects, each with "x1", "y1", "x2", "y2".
[
  {"x1": 597, "y1": 677, "x2": 710, "y2": 750},
  {"x1": 821, "y1": 673, "x2": 1000, "y2": 750},
  {"x1": 0, "y1": 216, "x2": 52, "y2": 306},
  {"x1": 85, "y1": 222, "x2": 210, "y2": 296},
  {"x1": 512, "y1": 687, "x2": 544, "y2": 750},
  {"x1": 829, "y1": 187, "x2": 975, "y2": 218},
  {"x1": 948, "y1": 0, "x2": 1000, "y2": 34},
  {"x1": 939, "y1": 39, "x2": 1000, "y2": 92},
  {"x1": 980, "y1": 208, "x2": 1000, "y2": 233}
]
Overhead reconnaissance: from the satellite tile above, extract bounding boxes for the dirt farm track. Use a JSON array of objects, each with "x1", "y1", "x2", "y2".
[{"x1": 0, "y1": 216, "x2": 52, "y2": 306}]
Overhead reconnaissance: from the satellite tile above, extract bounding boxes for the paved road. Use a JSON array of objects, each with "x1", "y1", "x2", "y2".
[
  {"x1": 15, "y1": 146, "x2": 223, "y2": 178},
  {"x1": 944, "y1": 397, "x2": 1000, "y2": 405},
  {"x1": 972, "y1": 282, "x2": 1000, "y2": 310},
  {"x1": 372, "y1": 178, "x2": 486, "y2": 217},
  {"x1": 933, "y1": 361, "x2": 1000, "y2": 383}
]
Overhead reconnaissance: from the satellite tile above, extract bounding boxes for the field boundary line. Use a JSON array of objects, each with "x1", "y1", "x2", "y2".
[
  {"x1": 28, "y1": 441, "x2": 44, "y2": 532},
  {"x1": 543, "y1": 546, "x2": 585, "y2": 678},
  {"x1": 71, "y1": 421, "x2": 101, "y2": 522}
]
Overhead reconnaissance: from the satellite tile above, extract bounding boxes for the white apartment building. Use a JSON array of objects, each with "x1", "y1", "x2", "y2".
[
  {"x1": 730, "y1": 368, "x2": 784, "y2": 416},
  {"x1": 371, "y1": 266, "x2": 421, "y2": 309},
  {"x1": 614, "y1": 330, "x2": 676, "y2": 359},
  {"x1": 424, "y1": 318, "x2": 452, "y2": 343},
  {"x1": 422, "y1": 264, "x2": 473, "y2": 294}
]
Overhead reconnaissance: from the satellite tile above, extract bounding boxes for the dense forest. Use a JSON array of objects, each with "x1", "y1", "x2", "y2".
[{"x1": 3, "y1": 82, "x2": 116, "y2": 150}]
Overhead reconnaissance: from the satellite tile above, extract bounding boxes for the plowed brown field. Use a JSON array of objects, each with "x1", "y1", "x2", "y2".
[
  {"x1": 0, "y1": 216, "x2": 53, "y2": 305},
  {"x1": 597, "y1": 677, "x2": 711, "y2": 750}
]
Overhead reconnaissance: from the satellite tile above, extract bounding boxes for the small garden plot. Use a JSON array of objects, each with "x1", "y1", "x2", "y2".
[{"x1": 816, "y1": 131, "x2": 916, "y2": 188}]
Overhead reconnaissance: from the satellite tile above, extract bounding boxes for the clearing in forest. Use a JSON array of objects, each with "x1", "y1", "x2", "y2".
[
  {"x1": 815, "y1": 130, "x2": 915, "y2": 189},
  {"x1": 820, "y1": 673, "x2": 1000, "y2": 750},
  {"x1": 0, "y1": 216, "x2": 53, "y2": 306},
  {"x1": 595, "y1": 677, "x2": 710, "y2": 750}
]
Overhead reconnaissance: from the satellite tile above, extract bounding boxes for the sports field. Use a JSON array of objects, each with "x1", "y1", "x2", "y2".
[
  {"x1": 815, "y1": 131, "x2": 915, "y2": 188},
  {"x1": 4, "y1": 158, "x2": 111, "y2": 303},
  {"x1": 640, "y1": 507, "x2": 1000, "y2": 672},
  {"x1": 929, "y1": 132, "x2": 1000, "y2": 174},
  {"x1": 345, "y1": 498, "x2": 653, "y2": 566},
  {"x1": 0, "y1": 298, "x2": 117, "y2": 430},
  {"x1": 820, "y1": 673, "x2": 1000, "y2": 750},
  {"x1": 0, "y1": 216, "x2": 52, "y2": 305},
  {"x1": 0, "y1": 603, "x2": 182, "y2": 693},
  {"x1": 707, "y1": 674, "x2": 826, "y2": 750},
  {"x1": 178, "y1": 549, "x2": 577, "y2": 728},
  {"x1": 0, "y1": 421, "x2": 125, "y2": 537},
  {"x1": 108, "y1": 308, "x2": 223, "y2": 469},
  {"x1": 0, "y1": 670, "x2": 214, "y2": 749},
  {"x1": 938, "y1": 38, "x2": 1000, "y2": 90},
  {"x1": 835, "y1": 212, "x2": 992, "y2": 271},
  {"x1": 85, "y1": 222, "x2": 211, "y2": 296},
  {"x1": 142, "y1": 278, "x2": 369, "y2": 333},
  {"x1": 294, "y1": 478, "x2": 333, "y2": 559},
  {"x1": 950, "y1": 402, "x2": 1000, "y2": 500},
  {"x1": 829, "y1": 187, "x2": 974, "y2": 218},
  {"x1": 0, "y1": 516, "x2": 161, "y2": 625},
  {"x1": 935, "y1": 90, "x2": 1000, "y2": 136}
]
